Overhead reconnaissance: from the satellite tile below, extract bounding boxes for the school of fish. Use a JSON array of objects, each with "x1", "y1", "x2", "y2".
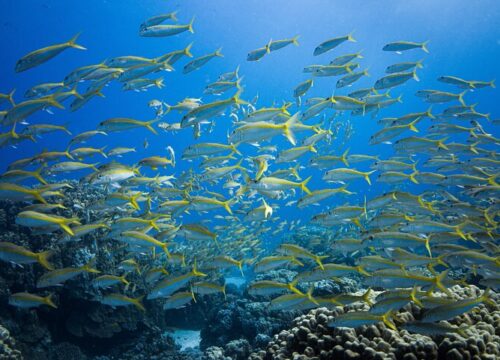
[{"x1": 0, "y1": 8, "x2": 498, "y2": 338}]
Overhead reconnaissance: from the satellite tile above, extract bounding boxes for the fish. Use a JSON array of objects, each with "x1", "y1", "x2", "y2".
[
  {"x1": 374, "y1": 71, "x2": 419, "y2": 90},
  {"x1": 140, "y1": 17, "x2": 194, "y2": 37},
  {"x1": 140, "y1": 11, "x2": 178, "y2": 28},
  {"x1": 247, "y1": 41, "x2": 271, "y2": 61},
  {"x1": 107, "y1": 147, "x2": 136, "y2": 157},
  {"x1": 100, "y1": 293, "x2": 145, "y2": 312},
  {"x1": 147, "y1": 262, "x2": 206, "y2": 299},
  {"x1": 323, "y1": 168, "x2": 375, "y2": 185},
  {"x1": 99, "y1": 117, "x2": 160, "y2": 134},
  {"x1": 277, "y1": 244, "x2": 328, "y2": 269},
  {"x1": 269, "y1": 35, "x2": 299, "y2": 51},
  {"x1": 328, "y1": 310, "x2": 397, "y2": 330},
  {"x1": 314, "y1": 33, "x2": 356, "y2": 56},
  {"x1": 421, "y1": 289, "x2": 495, "y2": 322},
  {"x1": 248, "y1": 280, "x2": 302, "y2": 296},
  {"x1": 163, "y1": 290, "x2": 196, "y2": 309},
  {"x1": 92, "y1": 274, "x2": 129, "y2": 289},
  {"x1": 37, "y1": 260, "x2": 100, "y2": 288},
  {"x1": 9, "y1": 292, "x2": 57, "y2": 309},
  {"x1": 253, "y1": 255, "x2": 303, "y2": 273},
  {"x1": 400, "y1": 322, "x2": 468, "y2": 337},
  {"x1": 15, "y1": 33, "x2": 86, "y2": 72},
  {"x1": 386, "y1": 60, "x2": 424, "y2": 74},
  {"x1": 437, "y1": 75, "x2": 495, "y2": 89},
  {"x1": 192, "y1": 282, "x2": 226, "y2": 298},
  {"x1": 15, "y1": 211, "x2": 80, "y2": 236},
  {"x1": 0, "y1": 242, "x2": 53, "y2": 269},
  {"x1": 382, "y1": 40, "x2": 429, "y2": 53},
  {"x1": 269, "y1": 286, "x2": 318, "y2": 310},
  {"x1": 183, "y1": 48, "x2": 223, "y2": 74}
]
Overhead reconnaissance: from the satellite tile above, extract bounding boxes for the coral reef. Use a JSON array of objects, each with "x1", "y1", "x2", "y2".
[
  {"x1": 250, "y1": 286, "x2": 500, "y2": 360},
  {"x1": 0, "y1": 324, "x2": 22, "y2": 360},
  {"x1": 200, "y1": 294, "x2": 301, "y2": 350}
]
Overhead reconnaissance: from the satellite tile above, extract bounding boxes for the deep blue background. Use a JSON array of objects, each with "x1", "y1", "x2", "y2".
[{"x1": 1, "y1": 0, "x2": 499, "y2": 224}]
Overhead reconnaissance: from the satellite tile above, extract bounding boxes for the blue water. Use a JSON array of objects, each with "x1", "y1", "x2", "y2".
[{"x1": 1, "y1": 0, "x2": 499, "y2": 223}]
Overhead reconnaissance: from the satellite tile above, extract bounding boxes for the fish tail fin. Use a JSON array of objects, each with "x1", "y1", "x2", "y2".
[
  {"x1": 82, "y1": 259, "x2": 100, "y2": 274},
  {"x1": 436, "y1": 255, "x2": 449, "y2": 268},
  {"x1": 266, "y1": 39, "x2": 272, "y2": 53},
  {"x1": 409, "y1": 120, "x2": 419, "y2": 132},
  {"x1": 47, "y1": 95, "x2": 65, "y2": 109},
  {"x1": 416, "y1": 59, "x2": 424, "y2": 68},
  {"x1": 381, "y1": 310, "x2": 397, "y2": 330},
  {"x1": 309, "y1": 145, "x2": 317, "y2": 153},
  {"x1": 192, "y1": 260, "x2": 207, "y2": 277},
  {"x1": 489, "y1": 79, "x2": 496, "y2": 88},
  {"x1": 481, "y1": 288, "x2": 495, "y2": 307},
  {"x1": 284, "y1": 113, "x2": 299, "y2": 145},
  {"x1": 170, "y1": 10, "x2": 179, "y2": 22},
  {"x1": 352, "y1": 217, "x2": 364, "y2": 230},
  {"x1": 214, "y1": 47, "x2": 224, "y2": 57},
  {"x1": 410, "y1": 286, "x2": 423, "y2": 307},
  {"x1": 7, "y1": 89, "x2": 16, "y2": 106},
  {"x1": 300, "y1": 176, "x2": 312, "y2": 194},
  {"x1": 454, "y1": 225, "x2": 467, "y2": 240},
  {"x1": 231, "y1": 90, "x2": 249, "y2": 105},
  {"x1": 237, "y1": 260, "x2": 244, "y2": 276},
  {"x1": 29, "y1": 189, "x2": 47, "y2": 204},
  {"x1": 292, "y1": 35, "x2": 300, "y2": 46},
  {"x1": 421, "y1": 40, "x2": 430, "y2": 53},
  {"x1": 231, "y1": 143, "x2": 242, "y2": 155},
  {"x1": 348, "y1": 31, "x2": 356, "y2": 43},
  {"x1": 33, "y1": 166, "x2": 48, "y2": 184},
  {"x1": 184, "y1": 42, "x2": 194, "y2": 57},
  {"x1": 434, "y1": 270, "x2": 451, "y2": 296},
  {"x1": 69, "y1": 85, "x2": 83, "y2": 99},
  {"x1": 130, "y1": 193, "x2": 141, "y2": 210},
  {"x1": 58, "y1": 221, "x2": 75, "y2": 236},
  {"x1": 437, "y1": 137, "x2": 449, "y2": 150},
  {"x1": 99, "y1": 145, "x2": 108, "y2": 159},
  {"x1": 44, "y1": 293, "x2": 58, "y2": 309},
  {"x1": 223, "y1": 200, "x2": 233, "y2": 215},
  {"x1": 458, "y1": 90, "x2": 467, "y2": 106},
  {"x1": 120, "y1": 275, "x2": 130, "y2": 286},
  {"x1": 292, "y1": 257, "x2": 304, "y2": 267},
  {"x1": 306, "y1": 286, "x2": 319, "y2": 305},
  {"x1": 412, "y1": 70, "x2": 420, "y2": 82},
  {"x1": 188, "y1": 16, "x2": 195, "y2": 33},
  {"x1": 37, "y1": 250, "x2": 54, "y2": 270},
  {"x1": 222, "y1": 284, "x2": 227, "y2": 299},
  {"x1": 362, "y1": 288, "x2": 373, "y2": 305},
  {"x1": 426, "y1": 106, "x2": 435, "y2": 119},
  {"x1": 133, "y1": 295, "x2": 146, "y2": 312},
  {"x1": 149, "y1": 218, "x2": 160, "y2": 231},
  {"x1": 409, "y1": 171, "x2": 419, "y2": 184},
  {"x1": 289, "y1": 280, "x2": 303, "y2": 295},
  {"x1": 315, "y1": 255, "x2": 328, "y2": 270},
  {"x1": 155, "y1": 78, "x2": 165, "y2": 89},
  {"x1": 145, "y1": 118, "x2": 159, "y2": 135},
  {"x1": 424, "y1": 237, "x2": 432, "y2": 258},
  {"x1": 357, "y1": 265, "x2": 370, "y2": 277},
  {"x1": 68, "y1": 32, "x2": 87, "y2": 50},
  {"x1": 365, "y1": 171, "x2": 375, "y2": 185},
  {"x1": 342, "y1": 148, "x2": 350, "y2": 166}
]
